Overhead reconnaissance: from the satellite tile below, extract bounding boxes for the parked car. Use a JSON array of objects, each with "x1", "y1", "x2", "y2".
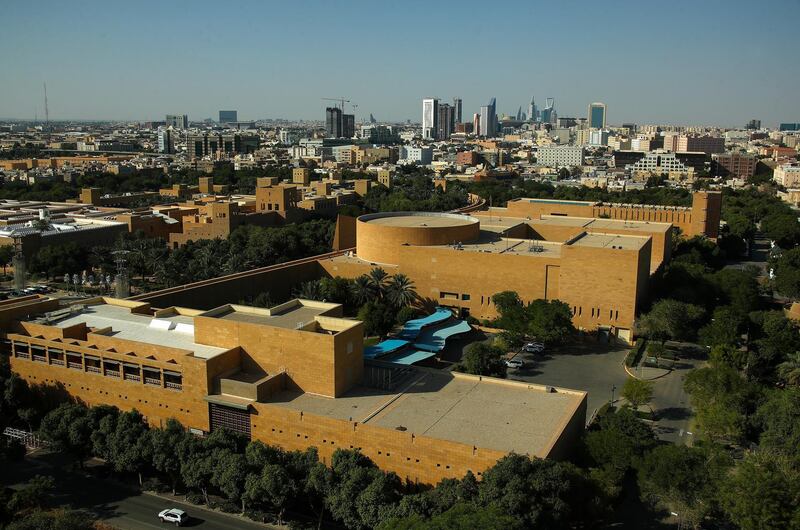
[
  {"x1": 158, "y1": 508, "x2": 188, "y2": 526},
  {"x1": 505, "y1": 358, "x2": 524, "y2": 369},
  {"x1": 523, "y1": 342, "x2": 544, "y2": 353}
]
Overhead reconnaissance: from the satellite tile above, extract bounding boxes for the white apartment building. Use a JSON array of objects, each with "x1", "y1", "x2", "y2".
[
  {"x1": 399, "y1": 145, "x2": 433, "y2": 165},
  {"x1": 773, "y1": 164, "x2": 800, "y2": 188},
  {"x1": 631, "y1": 151, "x2": 693, "y2": 179},
  {"x1": 536, "y1": 146, "x2": 584, "y2": 167}
]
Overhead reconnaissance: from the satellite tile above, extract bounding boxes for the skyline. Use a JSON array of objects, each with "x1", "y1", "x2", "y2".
[{"x1": 2, "y1": 0, "x2": 799, "y2": 127}]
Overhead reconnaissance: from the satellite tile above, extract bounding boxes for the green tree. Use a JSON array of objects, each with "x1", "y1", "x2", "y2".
[
  {"x1": 584, "y1": 407, "x2": 657, "y2": 497},
  {"x1": 525, "y1": 299, "x2": 575, "y2": 343},
  {"x1": 38, "y1": 403, "x2": 92, "y2": 467},
  {"x1": 698, "y1": 306, "x2": 746, "y2": 347},
  {"x1": 378, "y1": 503, "x2": 522, "y2": 530},
  {"x1": 719, "y1": 451, "x2": 800, "y2": 530},
  {"x1": 150, "y1": 419, "x2": 188, "y2": 494},
  {"x1": 637, "y1": 445, "x2": 731, "y2": 528},
  {"x1": 324, "y1": 450, "x2": 402, "y2": 530},
  {"x1": 772, "y1": 247, "x2": 800, "y2": 299},
  {"x1": 455, "y1": 342, "x2": 507, "y2": 378},
  {"x1": 477, "y1": 454, "x2": 593, "y2": 529},
  {"x1": 0, "y1": 245, "x2": 13, "y2": 277},
  {"x1": 684, "y1": 365, "x2": 754, "y2": 444},
  {"x1": 358, "y1": 301, "x2": 397, "y2": 339},
  {"x1": 621, "y1": 378, "x2": 654, "y2": 411},
  {"x1": 637, "y1": 299, "x2": 705, "y2": 343},
  {"x1": 761, "y1": 212, "x2": 800, "y2": 249},
  {"x1": 8, "y1": 475, "x2": 55, "y2": 514},
  {"x1": 5, "y1": 508, "x2": 94, "y2": 530},
  {"x1": 385, "y1": 273, "x2": 417, "y2": 308},
  {"x1": 755, "y1": 387, "x2": 800, "y2": 459},
  {"x1": 212, "y1": 451, "x2": 248, "y2": 512},
  {"x1": 777, "y1": 352, "x2": 800, "y2": 386},
  {"x1": 350, "y1": 275, "x2": 375, "y2": 306},
  {"x1": 106, "y1": 410, "x2": 151, "y2": 486}
]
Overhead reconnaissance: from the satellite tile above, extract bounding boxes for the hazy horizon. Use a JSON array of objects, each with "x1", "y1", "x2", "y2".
[{"x1": 2, "y1": 0, "x2": 799, "y2": 127}]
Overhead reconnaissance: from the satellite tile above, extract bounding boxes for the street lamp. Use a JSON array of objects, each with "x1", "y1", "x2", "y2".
[{"x1": 611, "y1": 384, "x2": 617, "y2": 408}]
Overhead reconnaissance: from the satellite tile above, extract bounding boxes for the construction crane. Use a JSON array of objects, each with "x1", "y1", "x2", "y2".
[{"x1": 321, "y1": 97, "x2": 350, "y2": 110}]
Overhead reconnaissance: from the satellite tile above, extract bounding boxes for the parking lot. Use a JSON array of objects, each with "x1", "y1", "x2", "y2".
[{"x1": 505, "y1": 339, "x2": 631, "y2": 423}]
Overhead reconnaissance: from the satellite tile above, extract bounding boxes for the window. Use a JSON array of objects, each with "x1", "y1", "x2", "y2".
[{"x1": 461, "y1": 294, "x2": 470, "y2": 301}]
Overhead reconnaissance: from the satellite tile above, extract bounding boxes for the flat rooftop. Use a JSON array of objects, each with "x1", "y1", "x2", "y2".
[
  {"x1": 569, "y1": 232, "x2": 649, "y2": 250},
  {"x1": 517, "y1": 198, "x2": 598, "y2": 206},
  {"x1": 200, "y1": 299, "x2": 351, "y2": 332},
  {"x1": 266, "y1": 370, "x2": 585, "y2": 456},
  {"x1": 213, "y1": 305, "x2": 327, "y2": 329},
  {"x1": 360, "y1": 212, "x2": 477, "y2": 228},
  {"x1": 41, "y1": 303, "x2": 227, "y2": 359},
  {"x1": 458, "y1": 231, "x2": 563, "y2": 258}
]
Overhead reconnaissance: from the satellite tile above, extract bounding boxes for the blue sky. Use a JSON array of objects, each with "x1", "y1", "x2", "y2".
[{"x1": 1, "y1": 0, "x2": 798, "y2": 126}]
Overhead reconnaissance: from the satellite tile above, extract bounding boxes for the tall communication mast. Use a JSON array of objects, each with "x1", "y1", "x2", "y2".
[{"x1": 43, "y1": 82, "x2": 50, "y2": 140}]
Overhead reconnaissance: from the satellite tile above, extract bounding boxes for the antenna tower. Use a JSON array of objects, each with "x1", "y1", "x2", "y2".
[{"x1": 43, "y1": 82, "x2": 50, "y2": 140}]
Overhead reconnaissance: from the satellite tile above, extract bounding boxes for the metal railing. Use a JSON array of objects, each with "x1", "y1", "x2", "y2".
[
  {"x1": 105, "y1": 370, "x2": 120, "y2": 378},
  {"x1": 164, "y1": 381, "x2": 182, "y2": 390},
  {"x1": 67, "y1": 361, "x2": 82, "y2": 370},
  {"x1": 50, "y1": 358, "x2": 65, "y2": 366},
  {"x1": 85, "y1": 365, "x2": 101, "y2": 373},
  {"x1": 32, "y1": 355, "x2": 46, "y2": 362},
  {"x1": 124, "y1": 374, "x2": 141, "y2": 382},
  {"x1": 144, "y1": 377, "x2": 161, "y2": 386}
]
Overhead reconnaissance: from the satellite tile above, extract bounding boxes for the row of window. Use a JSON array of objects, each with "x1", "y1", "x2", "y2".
[
  {"x1": 9, "y1": 340, "x2": 182, "y2": 390},
  {"x1": 572, "y1": 306, "x2": 620, "y2": 321},
  {"x1": 263, "y1": 427, "x2": 481, "y2": 476}
]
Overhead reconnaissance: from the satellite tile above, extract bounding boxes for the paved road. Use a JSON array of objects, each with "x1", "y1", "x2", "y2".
[
  {"x1": 506, "y1": 340, "x2": 630, "y2": 423},
  {"x1": 648, "y1": 357, "x2": 700, "y2": 444},
  {"x1": 6, "y1": 452, "x2": 271, "y2": 530}
]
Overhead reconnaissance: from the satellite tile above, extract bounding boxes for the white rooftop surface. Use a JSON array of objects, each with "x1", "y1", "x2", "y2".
[{"x1": 48, "y1": 304, "x2": 226, "y2": 359}]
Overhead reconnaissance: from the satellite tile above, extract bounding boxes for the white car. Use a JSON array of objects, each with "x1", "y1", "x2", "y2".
[
  {"x1": 505, "y1": 358, "x2": 524, "y2": 369},
  {"x1": 523, "y1": 342, "x2": 544, "y2": 353},
  {"x1": 158, "y1": 508, "x2": 188, "y2": 526}
]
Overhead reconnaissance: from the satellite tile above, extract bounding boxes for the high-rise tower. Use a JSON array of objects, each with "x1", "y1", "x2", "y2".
[
  {"x1": 588, "y1": 102, "x2": 607, "y2": 129},
  {"x1": 422, "y1": 98, "x2": 439, "y2": 140}
]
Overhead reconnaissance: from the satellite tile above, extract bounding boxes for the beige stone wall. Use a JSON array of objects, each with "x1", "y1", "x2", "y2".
[{"x1": 356, "y1": 215, "x2": 480, "y2": 265}]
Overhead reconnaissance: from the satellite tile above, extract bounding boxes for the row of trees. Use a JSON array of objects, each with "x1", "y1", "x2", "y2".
[
  {"x1": 363, "y1": 172, "x2": 468, "y2": 213},
  {"x1": 36, "y1": 401, "x2": 608, "y2": 530},
  {"x1": 24, "y1": 219, "x2": 335, "y2": 290},
  {"x1": 466, "y1": 178, "x2": 693, "y2": 209}
]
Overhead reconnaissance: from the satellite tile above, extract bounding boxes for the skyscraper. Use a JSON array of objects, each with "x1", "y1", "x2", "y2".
[
  {"x1": 437, "y1": 104, "x2": 454, "y2": 140},
  {"x1": 422, "y1": 98, "x2": 439, "y2": 140},
  {"x1": 528, "y1": 97, "x2": 537, "y2": 122},
  {"x1": 157, "y1": 127, "x2": 175, "y2": 154},
  {"x1": 479, "y1": 98, "x2": 497, "y2": 137},
  {"x1": 325, "y1": 107, "x2": 343, "y2": 138},
  {"x1": 342, "y1": 114, "x2": 355, "y2": 138},
  {"x1": 452, "y1": 98, "x2": 462, "y2": 124},
  {"x1": 218, "y1": 110, "x2": 237, "y2": 124},
  {"x1": 588, "y1": 102, "x2": 607, "y2": 129},
  {"x1": 540, "y1": 98, "x2": 556, "y2": 124},
  {"x1": 473, "y1": 113, "x2": 480, "y2": 136},
  {"x1": 165, "y1": 114, "x2": 188, "y2": 129}
]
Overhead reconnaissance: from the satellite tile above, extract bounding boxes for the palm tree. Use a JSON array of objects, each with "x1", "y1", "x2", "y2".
[
  {"x1": 386, "y1": 273, "x2": 417, "y2": 308},
  {"x1": 295, "y1": 280, "x2": 324, "y2": 301},
  {"x1": 350, "y1": 275, "x2": 374, "y2": 306},
  {"x1": 367, "y1": 267, "x2": 389, "y2": 299},
  {"x1": 778, "y1": 352, "x2": 800, "y2": 386}
]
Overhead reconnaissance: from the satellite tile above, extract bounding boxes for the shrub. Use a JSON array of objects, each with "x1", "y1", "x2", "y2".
[{"x1": 185, "y1": 491, "x2": 205, "y2": 505}]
